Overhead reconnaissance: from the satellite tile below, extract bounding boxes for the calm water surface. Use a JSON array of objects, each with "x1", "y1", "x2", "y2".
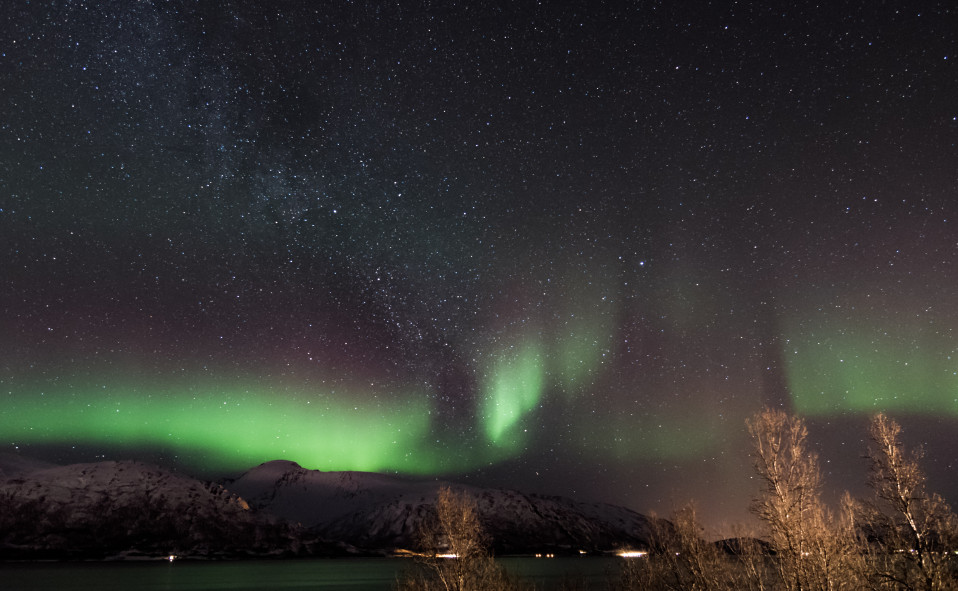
[{"x1": 1, "y1": 556, "x2": 622, "y2": 590}]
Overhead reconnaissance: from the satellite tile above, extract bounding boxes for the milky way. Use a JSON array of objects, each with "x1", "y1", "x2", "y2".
[{"x1": 2, "y1": 1, "x2": 957, "y2": 529}]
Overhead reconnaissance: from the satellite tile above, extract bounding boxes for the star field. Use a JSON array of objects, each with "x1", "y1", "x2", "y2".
[{"x1": 2, "y1": 1, "x2": 958, "y2": 528}]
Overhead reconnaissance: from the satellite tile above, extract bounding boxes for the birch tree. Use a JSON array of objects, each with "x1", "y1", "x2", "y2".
[
  {"x1": 747, "y1": 408, "x2": 854, "y2": 591},
  {"x1": 859, "y1": 413, "x2": 958, "y2": 591},
  {"x1": 399, "y1": 486, "x2": 523, "y2": 591}
]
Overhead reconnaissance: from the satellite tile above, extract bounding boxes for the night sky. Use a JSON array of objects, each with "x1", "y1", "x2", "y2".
[{"x1": 3, "y1": 1, "x2": 958, "y2": 530}]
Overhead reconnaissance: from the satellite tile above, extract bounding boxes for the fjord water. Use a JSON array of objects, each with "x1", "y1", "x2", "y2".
[{"x1": 1, "y1": 556, "x2": 621, "y2": 590}]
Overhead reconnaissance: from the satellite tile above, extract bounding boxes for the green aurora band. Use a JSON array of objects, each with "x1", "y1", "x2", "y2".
[
  {"x1": 2, "y1": 261, "x2": 769, "y2": 475},
  {"x1": 783, "y1": 310, "x2": 958, "y2": 416},
  {"x1": 1, "y1": 377, "x2": 455, "y2": 473}
]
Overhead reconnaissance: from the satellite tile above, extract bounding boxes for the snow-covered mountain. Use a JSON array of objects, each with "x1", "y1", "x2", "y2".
[
  {"x1": 228, "y1": 460, "x2": 655, "y2": 554},
  {"x1": 0, "y1": 460, "x2": 306, "y2": 559},
  {"x1": 0, "y1": 457, "x2": 656, "y2": 558}
]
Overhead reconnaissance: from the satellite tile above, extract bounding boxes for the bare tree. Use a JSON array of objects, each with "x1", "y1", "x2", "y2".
[
  {"x1": 616, "y1": 503, "x2": 770, "y2": 591},
  {"x1": 747, "y1": 408, "x2": 856, "y2": 591},
  {"x1": 667, "y1": 503, "x2": 731, "y2": 591},
  {"x1": 857, "y1": 413, "x2": 958, "y2": 591},
  {"x1": 662, "y1": 503, "x2": 743, "y2": 591},
  {"x1": 722, "y1": 522, "x2": 778, "y2": 591},
  {"x1": 398, "y1": 486, "x2": 525, "y2": 591}
]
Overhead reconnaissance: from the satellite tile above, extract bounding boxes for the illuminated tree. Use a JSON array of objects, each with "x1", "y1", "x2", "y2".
[
  {"x1": 856, "y1": 413, "x2": 958, "y2": 591},
  {"x1": 747, "y1": 408, "x2": 855, "y2": 591},
  {"x1": 625, "y1": 503, "x2": 745, "y2": 591}
]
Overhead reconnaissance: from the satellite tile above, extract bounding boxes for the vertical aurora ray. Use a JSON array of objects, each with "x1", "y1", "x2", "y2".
[
  {"x1": 480, "y1": 341, "x2": 545, "y2": 449},
  {"x1": 551, "y1": 275, "x2": 616, "y2": 397}
]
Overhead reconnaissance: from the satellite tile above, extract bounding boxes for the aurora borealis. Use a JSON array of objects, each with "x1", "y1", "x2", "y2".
[{"x1": 3, "y1": 1, "x2": 958, "y2": 528}]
